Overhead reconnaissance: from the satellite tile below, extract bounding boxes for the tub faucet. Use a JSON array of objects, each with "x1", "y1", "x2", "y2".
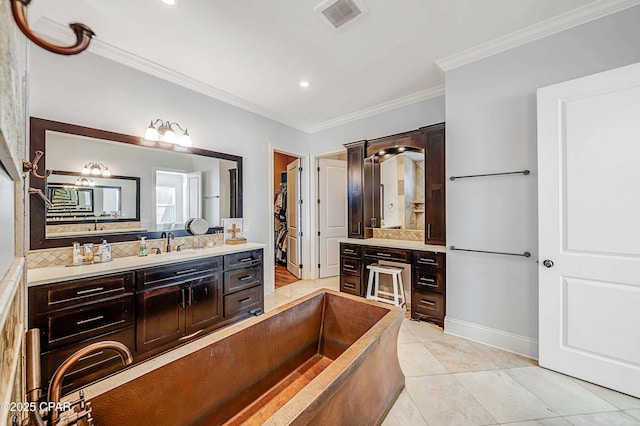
[
  {"x1": 161, "y1": 231, "x2": 174, "y2": 252},
  {"x1": 48, "y1": 341, "x2": 133, "y2": 425}
]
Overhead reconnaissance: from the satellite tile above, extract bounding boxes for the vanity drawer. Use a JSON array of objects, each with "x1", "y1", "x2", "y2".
[
  {"x1": 340, "y1": 275, "x2": 361, "y2": 296},
  {"x1": 412, "y1": 251, "x2": 445, "y2": 270},
  {"x1": 340, "y1": 244, "x2": 362, "y2": 258},
  {"x1": 363, "y1": 246, "x2": 410, "y2": 263},
  {"x1": 224, "y1": 249, "x2": 263, "y2": 271},
  {"x1": 224, "y1": 286, "x2": 263, "y2": 318},
  {"x1": 36, "y1": 295, "x2": 134, "y2": 351},
  {"x1": 341, "y1": 257, "x2": 361, "y2": 277},
  {"x1": 224, "y1": 265, "x2": 262, "y2": 294},
  {"x1": 31, "y1": 272, "x2": 134, "y2": 313},
  {"x1": 412, "y1": 291, "x2": 444, "y2": 323},
  {"x1": 40, "y1": 326, "x2": 135, "y2": 395},
  {"x1": 413, "y1": 267, "x2": 445, "y2": 293},
  {"x1": 136, "y1": 257, "x2": 221, "y2": 289}
]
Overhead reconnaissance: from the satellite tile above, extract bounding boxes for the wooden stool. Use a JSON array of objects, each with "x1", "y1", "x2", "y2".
[{"x1": 366, "y1": 264, "x2": 407, "y2": 309}]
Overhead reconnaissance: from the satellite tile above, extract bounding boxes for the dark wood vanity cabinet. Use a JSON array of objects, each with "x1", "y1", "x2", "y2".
[
  {"x1": 424, "y1": 123, "x2": 446, "y2": 245},
  {"x1": 411, "y1": 251, "x2": 446, "y2": 326},
  {"x1": 135, "y1": 258, "x2": 224, "y2": 354},
  {"x1": 345, "y1": 141, "x2": 379, "y2": 238},
  {"x1": 29, "y1": 248, "x2": 264, "y2": 394},
  {"x1": 339, "y1": 243, "x2": 446, "y2": 326},
  {"x1": 29, "y1": 272, "x2": 135, "y2": 394},
  {"x1": 344, "y1": 123, "x2": 445, "y2": 245}
]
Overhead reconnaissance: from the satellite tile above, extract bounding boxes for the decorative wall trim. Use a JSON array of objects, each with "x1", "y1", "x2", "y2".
[
  {"x1": 435, "y1": 0, "x2": 640, "y2": 72},
  {"x1": 307, "y1": 85, "x2": 445, "y2": 133},
  {"x1": 32, "y1": 18, "x2": 307, "y2": 133},
  {"x1": 444, "y1": 316, "x2": 539, "y2": 360}
]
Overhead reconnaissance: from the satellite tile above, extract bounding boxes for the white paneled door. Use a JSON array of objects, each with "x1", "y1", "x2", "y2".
[
  {"x1": 318, "y1": 158, "x2": 347, "y2": 278},
  {"x1": 537, "y1": 62, "x2": 640, "y2": 398},
  {"x1": 287, "y1": 159, "x2": 302, "y2": 279}
]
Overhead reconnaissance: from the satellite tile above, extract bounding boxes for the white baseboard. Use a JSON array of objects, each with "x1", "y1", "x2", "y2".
[{"x1": 444, "y1": 317, "x2": 539, "y2": 360}]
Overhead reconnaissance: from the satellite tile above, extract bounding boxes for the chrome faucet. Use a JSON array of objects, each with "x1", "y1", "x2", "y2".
[
  {"x1": 161, "y1": 231, "x2": 174, "y2": 252},
  {"x1": 48, "y1": 341, "x2": 133, "y2": 424}
]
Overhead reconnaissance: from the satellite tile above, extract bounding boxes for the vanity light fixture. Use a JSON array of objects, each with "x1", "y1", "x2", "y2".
[
  {"x1": 75, "y1": 177, "x2": 95, "y2": 187},
  {"x1": 81, "y1": 162, "x2": 111, "y2": 177},
  {"x1": 144, "y1": 119, "x2": 193, "y2": 147}
]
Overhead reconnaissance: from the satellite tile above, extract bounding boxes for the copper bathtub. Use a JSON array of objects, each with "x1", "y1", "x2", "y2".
[{"x1": 89, "y1": 289, "x2": 405, "y2": 425}]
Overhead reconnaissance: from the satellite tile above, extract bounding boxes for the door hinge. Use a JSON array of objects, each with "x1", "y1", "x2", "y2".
[
  {"x1": 317, "y1": 199, "x2": 320, "y2": 204},
  {"x1": 318, "y1": 263, "x2": 321, "y2": 269},
  {"x1": 299, "y1": 199, "x2": 303, "y2": 204},
  {"x1": 298, "y1": 166, "x2": 302, "y2": 172},
  {"x1": 299, "y1": 264, "x2": 303, "y2": 269},
  {"x1": 317, "y1": 166, "x2": 320, "y2": 172},
  {"x1": 317, "y1": 231, "x2": 320, "y2": 236},
  {"x1": 298, "y1": 231, "x2": 303, "y2": 237}
]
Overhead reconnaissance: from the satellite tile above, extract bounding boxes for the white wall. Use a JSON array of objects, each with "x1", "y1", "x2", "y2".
[
  {"x1": 309, "y1": 96, "x2": 445, "y2": 154},
  {"x1": 445, "y1": 5, "x2": 640, "y2": 357},
  {"x1": 29, "y1": 49, "x2": 309, "y2": 290}
]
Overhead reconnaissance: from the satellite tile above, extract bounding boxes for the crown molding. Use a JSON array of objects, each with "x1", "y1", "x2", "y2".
[
  {"x1": 32, "y1": 18, "x2": 310, "y2": 133},
  {"x1": 436, "y1": 0, "x2": 640, "y2": 72},
  {"x1": 306, "y1": 85, "x2": 445, "y2": 134}
]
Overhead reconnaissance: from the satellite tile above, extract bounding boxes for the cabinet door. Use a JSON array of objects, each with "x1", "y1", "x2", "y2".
[
  {"x1": 136, "y1": 284, "x2": 185, "y2": 354},
  {"x1": 347, "y1": 144, "x2": 365, "y2": 238},
  {"x1": 186, "y1": 272, "x2": 223, "y2": 335},
  {"x1": 425, "y1": 124, "x2": 446, "y2": 245}
]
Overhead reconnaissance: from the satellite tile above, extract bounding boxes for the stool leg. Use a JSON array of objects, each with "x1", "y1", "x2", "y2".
[
  {"x1": 366, "y1": 269, "x2": 374, "y2": 300},
  {"x1": 398, "y1": 273, "x2": 407, "y2": 311},
  {"x1": 392, "y1": 274, "x2": 400, "y2": 307},
  {"x1": 374, "y1": 271, "x2": 380, "y2": 300}
]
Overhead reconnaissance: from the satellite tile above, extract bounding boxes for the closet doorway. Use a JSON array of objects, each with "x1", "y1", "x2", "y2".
[{"x1": 273, "y1": 151, "x2": 302, "y2": 288}]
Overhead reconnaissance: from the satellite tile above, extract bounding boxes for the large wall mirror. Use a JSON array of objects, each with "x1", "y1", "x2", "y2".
[
  {"x1": 30, "y1": 118, "x2": 243, "y2": 249},
  {"x1": 365, "y1": 130, "x2": 426, "y2": 231}
]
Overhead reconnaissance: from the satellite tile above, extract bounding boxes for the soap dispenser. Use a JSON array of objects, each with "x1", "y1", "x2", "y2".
[
  {"x1": 139, "y1": 236, "x2": 148, "y2": 257},
  {"x1": 101, "y1": 239, "x2": 112, "y2": 261}
]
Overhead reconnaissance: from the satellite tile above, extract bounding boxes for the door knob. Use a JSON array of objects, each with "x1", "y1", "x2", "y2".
[{"x1": 542, "y1": 259, "x2": 554, "y2": 268}]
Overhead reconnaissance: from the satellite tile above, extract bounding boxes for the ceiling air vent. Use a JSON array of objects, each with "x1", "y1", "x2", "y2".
[{"x1": 314, "y1": 0, "x2": 368, "y2": 29}]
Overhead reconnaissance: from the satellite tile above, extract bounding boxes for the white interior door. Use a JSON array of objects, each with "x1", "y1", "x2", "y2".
[
  {"x1": 287, "y1": 159, "x2": 302, "y2": 279},
  {"x1": 318, "y1": 158, "x2": 347, "y2": 278},
  {"x1": 538, "y1": 62, "x2": 640, "y2": 398}
]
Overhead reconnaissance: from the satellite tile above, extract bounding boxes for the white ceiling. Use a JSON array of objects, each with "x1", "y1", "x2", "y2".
[{"x1": 29, "y1": 0, "x2": 619, "y2": 132}]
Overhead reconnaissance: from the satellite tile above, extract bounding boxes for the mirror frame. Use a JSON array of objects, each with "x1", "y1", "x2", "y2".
[
  {"x1": 30, "y1": 117, "x2": 243, "y2": 249},
  {"x1": 46, "y1": 170, "x2": 141, "y2": 224}
]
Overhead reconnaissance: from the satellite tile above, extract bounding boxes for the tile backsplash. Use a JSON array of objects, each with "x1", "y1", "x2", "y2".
[
  {"x1": 373, "y1": 228, "x2": 425, "y2": 241},
  {"x1": 46, "y1": 221, "x2": 142, "y2": 234},
  {"x1": 27, "y1": 233, "x2": 224, "y2": 269}
]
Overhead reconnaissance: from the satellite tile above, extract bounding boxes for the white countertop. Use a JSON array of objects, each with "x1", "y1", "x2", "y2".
[
  {"x1": 340, "y1": 238, "x2": 447, "y2": 253},
  {"x1": 27, "y1": 242, "x2": 266, "y2": 287}
]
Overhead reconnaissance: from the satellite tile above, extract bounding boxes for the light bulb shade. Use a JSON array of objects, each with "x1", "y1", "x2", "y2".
[
  {"x1": 102, "y1": 168, "x2": 111, "y2": 177},
  {"x1": 162, "y1": 128, "x2": 177, "y2": 143},
  {"x1": 179, "y1": 132, "x2": 192, "y2": 147},
  {"x1": 144, "y1": 124, "x2": 159, "y2": 141},
  {"x1": 75, "y1": 178, "x2": 82, "y2": 186},
  {"x1": 91, "y1": 166, "x2": 101, "y2": 175},
  {"x1": 81, "y1": 165, "x2": 90, "y2": 175},
  {"x1": 88, "y1": 180, "x2": 95, "y2": 186}
]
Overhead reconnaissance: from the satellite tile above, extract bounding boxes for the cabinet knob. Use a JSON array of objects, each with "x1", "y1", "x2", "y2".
[{"x1": 542, "y1": 259, "x2": 554, "y2": 268}]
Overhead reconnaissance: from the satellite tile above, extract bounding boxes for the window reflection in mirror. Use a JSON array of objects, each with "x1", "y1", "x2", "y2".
[{"x1": 374, "y1": 148, "x2": 425, "y2": 230}]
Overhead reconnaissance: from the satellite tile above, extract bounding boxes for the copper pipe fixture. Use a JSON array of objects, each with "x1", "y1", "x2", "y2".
[
  {"x1": 48, "y1": 341, "x2": 133, "y2": 424},
  {"x1": 11, "y1": 0, "x2": 95, "y2": 56}
]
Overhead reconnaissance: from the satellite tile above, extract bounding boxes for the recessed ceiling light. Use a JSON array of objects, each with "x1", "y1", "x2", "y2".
[
  {"x1": 161, "y1": 0, "x2": 176, "y2": 5},
  {"x1": 299, "y1": 81, "x2": 310, "y2": 88}
]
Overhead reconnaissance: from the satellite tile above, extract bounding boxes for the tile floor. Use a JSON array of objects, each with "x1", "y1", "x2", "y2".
[{"x1": 265, "y1": 277, "x2": 640, "y2": 426}]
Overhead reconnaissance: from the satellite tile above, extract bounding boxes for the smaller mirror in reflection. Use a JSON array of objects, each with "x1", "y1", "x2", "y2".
[{"x1": 377, "y1": 149, "x2": 425, "y2": 230}]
